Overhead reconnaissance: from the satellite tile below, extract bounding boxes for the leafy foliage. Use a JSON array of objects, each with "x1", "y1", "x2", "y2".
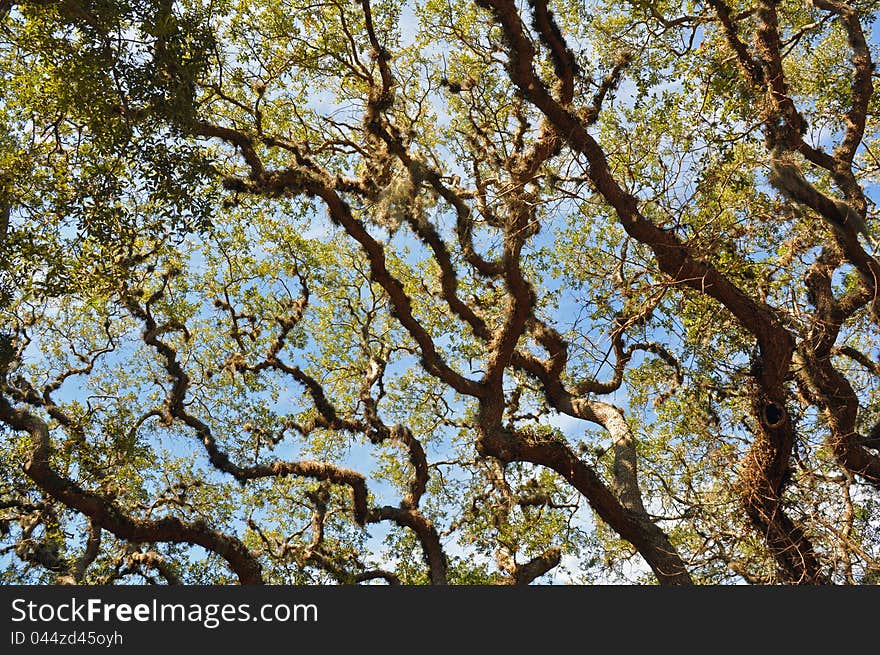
[{"x1": 1, "y1": 0, "x2": 880, "y2": 585}]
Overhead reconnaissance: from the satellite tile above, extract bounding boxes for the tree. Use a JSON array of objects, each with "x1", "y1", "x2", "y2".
[{"x1": 1, "y1": 0, "x2": 880, "y2": 586}]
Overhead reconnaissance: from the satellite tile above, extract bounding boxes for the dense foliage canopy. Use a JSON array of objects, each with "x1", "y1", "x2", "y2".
[{"x1": 2, "y1": 0, "x2": 880, "y2": 585}]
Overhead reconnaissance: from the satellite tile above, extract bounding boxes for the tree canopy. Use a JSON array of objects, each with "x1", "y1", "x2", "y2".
[{"x1": 2, "y1": 0, "x2": 880, "y2": 585}]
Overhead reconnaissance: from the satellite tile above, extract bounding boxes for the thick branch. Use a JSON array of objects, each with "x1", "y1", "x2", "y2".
[
  {"x1": 477, "y1": 420, "x2": 692, "y2": 585},
  {"x1": 507, "y1": 546, "x2": 562, "y2": 585},
  {"x1": 811, "y1": 0, "x2": 873, "y2": 163},
  {"x1": 368, "y1": 506, "x2": 448, "y2": 585},
  {"x1": 0, "y1": 396, "x2": 264, "y2": 584}
]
